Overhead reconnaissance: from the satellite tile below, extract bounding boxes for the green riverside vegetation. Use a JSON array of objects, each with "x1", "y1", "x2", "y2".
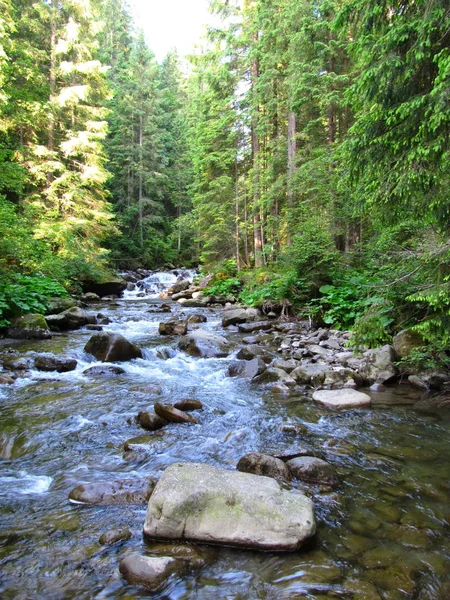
[{"x1": 0, "y1": 0, "x2": 449, "y2": 369}]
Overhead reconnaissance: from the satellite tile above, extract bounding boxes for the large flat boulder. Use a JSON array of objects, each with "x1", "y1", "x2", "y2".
[
  {"x1": 222, "y1": 307, "x2": 261, "y2": 327},
  {"x1": 313, "y1": 388, "x2": 371, "y2": 410},
  {"x1": 143, "y1": 462, "x2": 316, "y2": 551},
  {"x1": 82, "y1": 276, "x2": 127, "y2": 298}
]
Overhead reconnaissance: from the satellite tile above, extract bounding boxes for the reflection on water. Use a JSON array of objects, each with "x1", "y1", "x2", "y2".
[{"x1": 0, "y1": 277, "x2": 449, "y2": 599}]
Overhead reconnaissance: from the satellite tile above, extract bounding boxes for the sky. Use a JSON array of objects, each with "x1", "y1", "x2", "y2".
[{"x1": 130, "y1": 0, "x2": 214, "y2": 62}]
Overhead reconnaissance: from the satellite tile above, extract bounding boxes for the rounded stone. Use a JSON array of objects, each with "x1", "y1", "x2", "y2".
[
  {"x1": 119, "y1": 554, "x2": 184, "y2": 591},
  {"x1": 286, "y1": 456, "x2": 340, "y2": 488},
  {"x1": 154, "y1": 403, "x2": 198, "y2": 424},
  {"x1": 313, "y1": 388, "x2": 371, "y2": 410},
  {"x1": 99, "y1": 528, "x2": 131, "y2": 545},
  {"x1": 237, "y1": 452, "x2": 292, "y2": 484}
]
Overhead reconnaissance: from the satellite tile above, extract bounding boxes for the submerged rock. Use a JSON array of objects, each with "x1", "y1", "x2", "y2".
[
  {"x1": 83, "y1": 365, "x2": 126, "y2": 376},
  {"x1": 178, "y1": 330, "x2": 229, "y2": 358},
  {"x1": 313, "y1": 388, "x2": 371, "y2": 410},
  {"x1": 69, "y1": 479, "x2": 155, "y2": 505},
  {"x1": 237, "y1": 452, "x2": 292, "y2": 484},
  {"x1": 143, "y1": 462, "x2": 316, "y2": 551},
  {"x1": 286, "y1": 456, "x2": 340, "y2": 488},
  {"x1": 8, "y1": 314, "x2": 51, "y2": 340},
  {"x1": 34, "y1": 354, "x2": 77, "y2": 373},
  {"x1": 99, "y1": 528, "x2": 131, "y2": 545},
  {"x1": 84, "y1": 332, "x2": 142, "y2": 362},
  {"x1": 119, "y1": 554, "x2": 184, "y2": 592}
]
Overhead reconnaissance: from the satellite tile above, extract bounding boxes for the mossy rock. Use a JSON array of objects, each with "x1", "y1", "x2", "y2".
[
  {"x1": 45, "y1": 297, "x2": 76, "y2": 315},
  {"x1": 8, "y1": 314, "x2": 51, "y2": 339}
]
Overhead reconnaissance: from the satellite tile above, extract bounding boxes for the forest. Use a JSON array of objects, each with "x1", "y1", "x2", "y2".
[{"x1": 0, "y1": 0, "x2": 449, "y2": 368}]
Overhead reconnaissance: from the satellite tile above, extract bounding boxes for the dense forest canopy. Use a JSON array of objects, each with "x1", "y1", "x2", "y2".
[{"x1": 0, "y1": 0, "x2": 449, "y2": 365}]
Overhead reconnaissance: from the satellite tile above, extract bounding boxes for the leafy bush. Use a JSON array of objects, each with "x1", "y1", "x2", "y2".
[
  {"x1": 238, "y1": 269, "x2": 298, "y2": 306},
  {"x1": 0, "y1": 274, "x2": 69, "y2": 328},
  {"x1": 206, "y1": 277, "x2": 241, "y2": 297}
]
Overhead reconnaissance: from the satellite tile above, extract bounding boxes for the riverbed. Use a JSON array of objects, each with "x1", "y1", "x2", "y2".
[{"x1": 0, "y1": 274, "x2": 449, "y2": 599}]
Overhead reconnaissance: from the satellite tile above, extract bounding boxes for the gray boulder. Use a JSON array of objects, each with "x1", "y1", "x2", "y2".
[
  {"x1": 286, "y1": 456, "x2": 340, "y2": 488},
  {"x1": 313, "y1": 388, "x2": 371, "y2": 410},
  {"x1": 45, "y1": 297, "x2": 76, "y2": 315},
  {"x1": 8, "y1": 314, "x2": 51, "y2": 339},
  {"x1": 252, "y1": 367, "x2": 296, "y2": 387},
  {"x1": 222, "y1": 307, "x2": 261, "y2": 327},
  {"x1": 359, "y1": 345, "x2": 398, "y2": 384},
  {"x1": 69, "y1": 479, "x2": 154, "y2": 505},
  {"x1": 84, "y1": 332, "x2": 142, "y2": 362},
  {"x1": 178, "y1": 330, "x2": 229, "y2": 358},
  {"x1": 143, "y1": 462, "x2": 316, "y2": 551},
  {"x1": 228, "y1": 357, "x2": 267, "y2": 379},
  {"x1": 237, "y1": 320, "x2": 273, "y2": 333},
  {"x1": 187, "y1": 314, "x2": 207, "y2": 324},
  {"x1": 291, "y1": 364, "x2": 330, "y2": 386},
  {"x1": 35, "y1": 354, "x2": 77, "y2": 373},
  {"x1": 119, "y1": 554, "x2": 184, "y2": 591},
  {"x1": 237, "y1": 452, "x2": 292, "y2": 484},
  {"x1": 393, "y1": 329, "x2": 424, "y2": 358},
  {"x1": 168, "y1": 279, "x2": 191, "y2": 294}
]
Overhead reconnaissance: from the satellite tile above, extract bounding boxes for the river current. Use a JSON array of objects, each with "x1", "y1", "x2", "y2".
[{"x1": 0, "y1": 272, "x2": 449, "y2": 599}]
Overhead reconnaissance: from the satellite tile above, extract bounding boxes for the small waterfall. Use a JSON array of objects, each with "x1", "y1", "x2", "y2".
[{"x1": 123, "y1": 269, "x2": 196, "y2": 299}]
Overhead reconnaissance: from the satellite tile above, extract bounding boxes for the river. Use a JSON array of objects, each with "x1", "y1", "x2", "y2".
[{"x1": 0, "y1": 272, "x2": 449, "y2": 599}]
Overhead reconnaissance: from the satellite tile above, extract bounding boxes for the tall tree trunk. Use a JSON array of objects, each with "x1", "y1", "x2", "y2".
[
  {"x1": 287, "y1": 109, "x2": 296, "y2": 244},
  {"x1": 235, "y1": 154, "x2": 241, "y2": 271},
  {"x1": 138, "y1": 113, "x2": 144, "y2": 249},
  {"x1": 251, "y1": 46, "x2": 262, "y2": 267},
  {"x1": 48, "y1": 1, "x2": 56, "y2": 155},
  {"x1": 328, "y1": 31, "x2": 336, "y2": 144}
]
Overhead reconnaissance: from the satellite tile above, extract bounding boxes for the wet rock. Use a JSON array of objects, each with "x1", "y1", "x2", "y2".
[
  {"x1": 45, "y1": 313, "x2": 69, "y2": 331},
  {"x1": 173, "y1": 399, "x2": 203, "y2": 411},
  {"x1": 83, "y1": 365, "x2": 126, "y2": 376},
  {"x1": 178, "y1": 330, "x2": 229, "y2": 358},
  {"x1": 119, "y1": 554, "x2": 184, "y2": 591},
  {"x1": 237, "y1": 452, "x2": 292, "y2": 484},
  {"x1": 2, "y1": 357, "x2": 32, "y2": 371},
  {"x1": 313, "y1": 388, "x2": 371, "y2": 410},
  {"x1": 221, "y1": 307, "x2": 261, "y2": 327},
  {"x1": 99, "y1": 528, "x2": 131, "y2": 545},
  {"x1": 187, "y1": 314, "x2": 207, "y2": 324},
  {"x1": 81, "y1": 276, "x2": 127, "y2": 298},
  {"x1": 124, "y1": 434, "x2": 165, "y2": 452},
  {"x1": 177, "y1": 297, "x2": 211, "y2": 308},
  {"x1": 227, "y1": 357, "x2": 266, "y2": 379},
  {"x1": 45, "y1": 297, "x2": 76, "y2": 315},
  {"x1": 158, "y1": 319, "x2": 187, "y2": 336},
  {"x1": 168, "y1": 279, "x2": 191, "y2": 294},
  {"x1": 252, "y1": 367, "x2": 296, "y2": 387},
  {"x1": 8, "y1": 314, "x2": 51, "y2": 340},
  {"x1": 69, "y1": 479, "x2": 155, "y2": 505},
  {"x1": 279, "y1": 423, "x2": 308, "y2": 436},
  {"x1": 154, "y1": 403, "x2": 198, "y2": 424},
  {"x1": 85, "y1": 324, "x2": 103, "y2": 331},
  {"x1": 35, "y1": 354, "x2": 77, "y2": 373},
  {"x1": 84, "y1": 332, "x2": 142, "y2": 362},
  {"x1": 237, "y1": 320, "x2": 273, "y2": 333},
  {"x1": 287, "y1": 456, "x2": 340, "y2": 488},
  {"x1": 48, "y1": 306, "x2": 94, "y2": 331},
  {"x1": 145, "y1": 542, "x2": 207, "y2": 569},
  {"x1": 171, "y1": 290, "x2": 193, "y2": 301},
  {"x1": 143, "y1": 462, "x2": 316, "y2": 551},
  {"x1": 0, "y1": 374, "x2": 15, "y2": 384},
  {"x1": 138, "y1": 411, "x2": 168, "y2": 430},
  {"x1": 359, "y1": 345, "x2": 398, "y2": 384},
  {"x1": 81, "y1": 292, "x2": 100, "y2": 302},
  {"x1": 126, "y1": 282, "x2": 136, "y2": 291},
  {"x1": 393, "y1": 328, "x2": 424, "y2": 358}
]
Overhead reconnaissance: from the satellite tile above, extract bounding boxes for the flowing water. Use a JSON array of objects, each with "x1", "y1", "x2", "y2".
[{"x1": 0, "y1": 272, "x2": 449, "y2": 600}]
